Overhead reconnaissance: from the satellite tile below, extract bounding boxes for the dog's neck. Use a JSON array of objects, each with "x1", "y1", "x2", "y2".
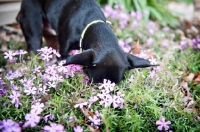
[
  {"x1": 82, "y1": 21, "x2": 119, "y2": 53},
  {"x1": 79, "y1": 20, "x2": 111, "y2": 52}
]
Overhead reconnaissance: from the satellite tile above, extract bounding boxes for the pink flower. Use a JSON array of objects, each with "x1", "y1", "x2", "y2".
[
  {"x1": 23, "y1": 109, "x2": 41, "y2": 128},
  {"x1": 43, "y1": 123, "x2": 65, "y2": 132},
  {"x1": 33, "y1": 65, "x2": 42, "y2": 74},
  {"x1": 43, "y1": 114, "x2": 55, "y2": 123},
  {"x1": 74, "y1": 102, "x2": 88, "y2": 109},
  {"x1": 0, "y1": 119, "x2": 21, "y2": 132},
  {"x1": 8, "y1": 90, "x2": 21, "y2": 108},
  {"x1": 15, "y1": 50, "x2": 28, "y2": 55},
  {"x1": 156, "y1": 117, "x2": 171, "y2": 131},
  {"x1": 89, "y1": 96, "x2": 98, "y2": 103},
  {"x1": 148, "y1": 29, "x2": 154, "y2": 35},
  {"x1": 98, "y1": 79, "x2": 115, "y2": 93},
  {"x1": 146, "y1": 38, "x2": 154, "y2": 45},
  {"x1": 31, "y1": 102, "x2": 44, "y2": 114},
  {"x1": 38, "y1": 85, "x2": 49, "y2": 95},
  {"x1": 52, "y1": 49, "x2": 61, "y2": 57},
  {"x1": 88, "y1": 115, "x2": 101, "y2": 126},
  {"x1": 73, "y1": 125, "x2": 83, "y2": 132},
  {"x1": 112, "y1": 92, "x2": 124, "y2": 108},
  {"x1": 24, "y1": 87, "x2": 37, "y2": 95},
  {"x1": 4, "y1": 50, "x2": 16, "y2": 61},
  {"x1": 98, "y1": 94, "x2": 113, "y2": 107}
]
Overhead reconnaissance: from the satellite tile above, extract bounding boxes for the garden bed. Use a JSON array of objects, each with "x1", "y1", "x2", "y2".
[{"x1": 0, "y1": 4, "x2": 200, "y2": 132}]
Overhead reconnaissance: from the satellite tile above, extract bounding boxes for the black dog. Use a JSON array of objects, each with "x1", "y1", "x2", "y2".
[{"x1": 17, "y1": 0, "x2": 157, "y2": 83}]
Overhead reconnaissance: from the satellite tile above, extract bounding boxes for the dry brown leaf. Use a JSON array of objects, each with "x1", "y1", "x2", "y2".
[
  {"x1": 87, "y1": 125, "x2": 101, "y2": 132},
  {"x1": 194, "y1": 72, "x2": 200, "y2": 84},
  {"x1": 81, "y1": 107, "x2": 90, "y2": 117},
  {"x1": 133, "y1": 40, "x2": 140, "y2": 54},
  {"x1": 69, "y1": 98, "x2": 87, "y2": 104},
  {"x1": 0, "y1": 32, "x2": 10, "y2": 42},
  {"x1": 146, "y1": 50, "x2": 156, "y2": 58},
  {"x1": 180, "y1": 81, "x2": 191, "y2": 97},
  {"x1": 12, "y1": 23, "x2": 21, "y2": 29},
  {"x1": 1, "y1": 43, "x2": 8, "y2": 52},
  {"x1": 81, "y1": 107, "x2": 95, "y2": 118},
  {"x1": 184, "y1": 73, "x2": 195, "y2": 82},
  {"x1": 41, "y1": 94, "x2": 52, "y2": 103}
]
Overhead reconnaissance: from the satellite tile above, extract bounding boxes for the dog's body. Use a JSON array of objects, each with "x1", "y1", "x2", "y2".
[{"x1": 17, "y1": 0, "x2": 156, "y2": 83}]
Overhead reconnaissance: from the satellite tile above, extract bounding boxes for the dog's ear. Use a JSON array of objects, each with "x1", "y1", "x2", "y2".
[
  {"x1": 127, "y1": 53, "x2": 158, "y2": 69},
  {"x1": 63, "y1": 49, "x2": 96, "y2": 67}
]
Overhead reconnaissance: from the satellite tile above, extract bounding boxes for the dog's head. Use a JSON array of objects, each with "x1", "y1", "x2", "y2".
[{"x1": 64, "y1": 49, "x2": 156, "y2": 83}]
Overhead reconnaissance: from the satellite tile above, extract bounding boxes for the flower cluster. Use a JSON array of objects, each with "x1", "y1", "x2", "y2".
[
  {"x1": 75, "y1": 79, "x2": 124, "y2": 109},
  {"x1": 192, "y1": 38, "x2": 200, "y2": 50},
  {"x1": 37, "y1": 47, "x2": 60, "y2": 62},
  {"x1": 0, "y1": 119, "x2": 21, "y2": 132},
  {"x1": 1, "y1": 48, "x2": 83, "y2": 131},
  {"x1": 0, "y1": 72, "x2": 8, "y2": 97},
  {"x1": 179, "y1": 38, "x2": 200, "y2": 51},
  {"x1": 4, "y1": 50, "x2": 27, "y2": 63},
  {"x1": 43, "y1": 123, "x2": 65, "y2": 132}
]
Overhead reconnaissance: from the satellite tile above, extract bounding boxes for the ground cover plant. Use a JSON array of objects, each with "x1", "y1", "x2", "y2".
[{"x1": 0, "y1": 4, "x2": 200, "y2": 132}]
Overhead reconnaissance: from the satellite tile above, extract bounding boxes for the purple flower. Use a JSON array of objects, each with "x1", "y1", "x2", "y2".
[
  {"x1": 88, "y1": 96, "x2": 98, "y2": 108},
  {"x1": 68, "y1": 115, "x2": 76, "y2": 122},
  {"x1": 37, "y1": 47, "x2": 52, "y2": 54},
  {"x1": 0, "y1": 119, "x2": 21, "y2": 132},
  {"x1": 149, "y1": 57, "x2": 157, "y2": 65},
  {"x1": 192, "y1": 38, "x2": 200, "y2": 50},
  {"x1": 146, "y1": 38, "x2": 154, "y2": 46},
  {"x1": 94, "y1": 110, "x2": 101, "y2": 119},
  {"x1": 98, "y1": 79, "x2": 115, "y2": 93},
  {"x1": 31, "y1": 102, "x2": 44, "y2": 114},
  {"x1": 43, "y1": 114, "x2": 55, "y2": 123},
  {"x1": 89, "y1": 96, "x2": 98, "y2": 104},
  {"x1": 148, "y1": 29, "x2": 154, "y2": 35},
  {"x1": 112, "y1": 92, "x2": 124, "y2": 108},
  {"x1": 163, "y1": 26, "x2": 170, "y2": 31},
  {"x1": 15, "y1": 50, "x2": 28, "y2": 55},
  {"x1": 33, "y1": 65, "x2": 42, "y2": 74},
  {"x1": 4, "y1": 50, "x2": 16, "y2": 61},
  {"x1": 38, "y1": 85, "x2": 49, "y2": 95},
  {"x1": 149, "y1": 70, "x2": 156, "y2": 78},
  {"x1": 130, "y1": 11, "x2": 143, "y2": 20},
  {"x1": 23, "y1": 78, "x2": 34, "y2": 88},
  {"x1": 52, "y1": 49, "x2": 61, "y2": 57},
  {"x1": 0, "y1": 81, "x2": 8, "y2": 97},
  {"x1": 131, "y1": 20, "x2": 138, "y2": 29},
  {"x1": 179, "y1": 40, "x2": 188, "y2": 50},
  {"x1": 9, "y1": 90, "x2": 21, "y2": 108},
  {"x1": 88, "y1": 115, "x2": 101, "y2": 126},
  {"x1": 23, "y1": 109, "x2": 40, "y2": 128},
  {"x1": 156, "y1": 117, "x2": 171, "y2": 131},
  {"x1": 118, "y1": 40, "x2": 131, "y2": 53},
  {"x1": 74, "y1": 102, "x2": 88, "y2": 109},
  {"x1": 24, "y1": 87, "x2": 37, "y2": 95},
  {"x1": 10, "y1": 83, "x2": 19, "y2": 90},
  {"x1": 98, "y1": 94, "x2": 113, "y2": 107},
  {"x1": 136, "y1": 11, "x2": 143, "y2": 20},
  {"x1": 43, "y1": 123, "x2": 65, "y2": 132},
  {"x1": 83, "y1": 76, "x2": 90, "y2": 84},
  {"x1": 74, "y1": 125, "x2": 83, "y2": 132},
  {"x1": 45, "y1": 65, "x2": 57, "y2": 75},
  {"x1": 47, "y1": 82, "x2": 57, "y2": 88},
  {"x1": 162, "y1": 40, "x2": 169, "y2": 47}
]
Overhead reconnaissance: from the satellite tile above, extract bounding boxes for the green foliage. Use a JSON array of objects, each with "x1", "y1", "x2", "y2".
[{"x1": 96, "y1": 0, "x2": 180, "y2": 27}]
